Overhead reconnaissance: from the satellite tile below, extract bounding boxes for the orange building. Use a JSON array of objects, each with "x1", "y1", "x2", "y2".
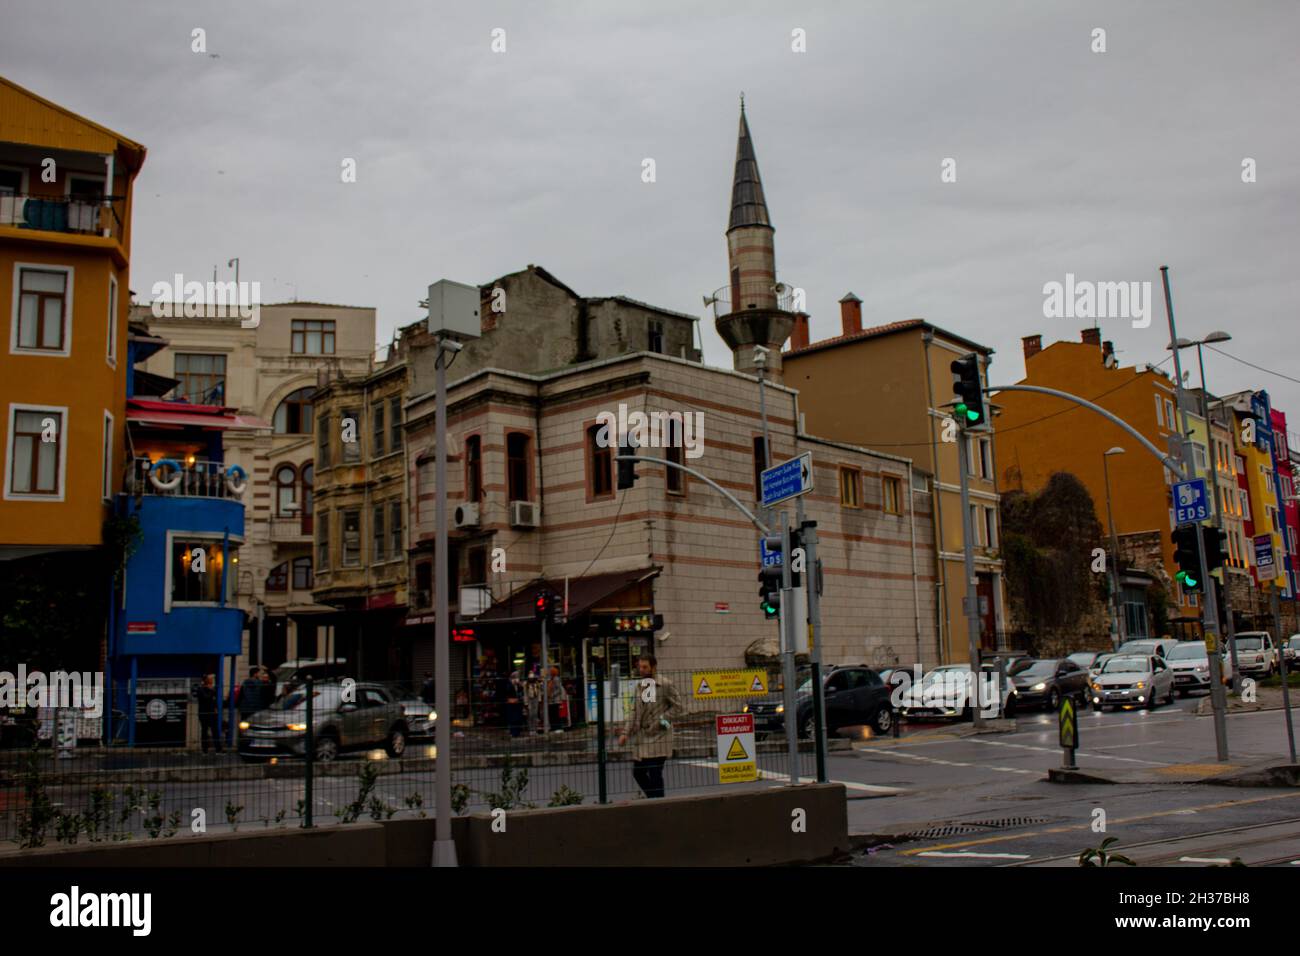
[
  {"x1": 993, "y1": 328, "x2": 1206, "y2": 634},
  {"x1": 0, "y1": 77, "x2": 145, "y2": 556}
]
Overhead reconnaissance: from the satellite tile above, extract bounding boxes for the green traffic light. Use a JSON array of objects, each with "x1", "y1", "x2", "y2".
[{"x1": 1176, "y1": 570, "x2": 1198, "y2": 588}]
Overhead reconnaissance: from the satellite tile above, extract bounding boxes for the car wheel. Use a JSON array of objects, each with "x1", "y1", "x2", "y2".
[
  {"x1": 1176, "y1": 688, "x2": 1187, "y2": 698},
  {"x1": 314, "y1": 733, "x2": 338, "y2": 762},
  {"x1": 385, "y1": 725, "x2": 407, "y2": 758},
  {"x1": 1047, "y1": 688, "x2": 1061, "y2": 712},
  {"x1": 1146, "y1": 691, "x2": 1157, "y2": 710},
  {"x1": 1166, "y1": 686, "x2": 1176, "y2": 705},
  {"x1": 799, "y1": 714, "x2": 815, "y2": 740},
  {"x1": 1004, "y1": 695, "x2": 1016, "y2": 717},
  {"x1": 873, "y1": 708, "x2": 893, "y2": 735}
]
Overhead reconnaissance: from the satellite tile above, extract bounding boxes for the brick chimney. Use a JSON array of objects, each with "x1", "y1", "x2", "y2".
[
  {"x1": 790, "y1": 312, "x2": 810, "y2": 351},
  {"x1": 839, "y1": 292, "x2": 863, "y2": 337},
  {"x1": 1102, "y1": 340, "x2": 1115, "y2": 365},
  {"x1": 1081, "y1": 327, "x2": 1101, "y2": 346},
  {"x1": 1022, "y1": 334, "x2": 1042, "y2": 361}
]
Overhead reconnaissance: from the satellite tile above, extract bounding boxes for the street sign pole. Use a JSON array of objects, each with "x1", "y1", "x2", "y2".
[
  {"x1": 1196, "y1": 350, "x2": 1241, "y2": 692},
  {"x1": 432, "y1": 338, "x2": 458, "y2": 865},
  {"x1": 802, "y1": 516, "x2": 828, "y2": 782},
  {"x1": 779, "y1": 513, "x2": 800, "y2": 786},
  {"x1": 1162, "y1": 265, "x2": 1228, "y2": 761},
  {"x1": 1271, "y1": 585, "x2": 1297, "y2": 763},
  {"x1": 956, "y1": 430, "x2": 984, "y2": 730}
]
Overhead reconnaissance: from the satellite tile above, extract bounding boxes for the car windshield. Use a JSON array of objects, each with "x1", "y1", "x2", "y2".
[
  {"x1": 1167, "y1": 643, "x2": 1207, "y2": 661},
  {"x1": 1101, "y1": 657, "x2": 1148, "y2": 674},
  {"x1": 1010, "y1": 660, "x2": 1055, "y2": 678},
  {"x1": 1067, "y1": 653, "x2": 1094, "y2": 666},
  {"x1": 921, "y1": 667, "x2": 968, "y2": 686},
  {"x1": 1119, "y1": 643, "x2": 1155, "y2": 655},
  {"x1": 1235, "y1": 636, "x2": 1264, "y2": 650},
  {"x1": 272, "y1": 685, "x2": 339, "y2": 711}
]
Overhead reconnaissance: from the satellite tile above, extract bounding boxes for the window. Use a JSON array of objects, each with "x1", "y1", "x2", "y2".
[
  {"x1": 390, "y1": 500, "x2": 402, "y2": 558},
  {"x1": 984, "y1": 506, "x2": 998, "y2": 549},
  {"x1": 1155, "y1": 394, "x2": 1164, "y2": 427},
  {"x1": 275, "y1": 464, "x2": 297, "y2": 516},
  {"x1": 882, "y1": 475, "x2": 902, "y2": 514},
  {"x1": 342, "y1": 510, "x2": 361, "y2": 566},
  {"x1": 372, "y1": 401, "x2": 385, "y2": 457},
  {"x1": 648, "y1": 321, "x2": 664, "y2": 354},
  {"x1": 342, "y1": 409, "x2": 360, "y2": 461},
  {"x1": 978, "y1": 438, "x2": 992, "y2": 479},
  {"x1": 315, "y1": 416, "x2": 330, "y2": 468},
  {"x1": 372, "y1": 504, "x2": 386, "y2": 562},
  {"x1": 1192, "y1": 443, "x2": 1208, "y2": 471},
  {"x1": 1164, "y1": 399, "x2": 1175, "y2": 430},
  {"x1": 588, "y1": 425, "x2": 613, "y2": 499},
  {"x1": 101, "y1": 411, "x2": 113, "y2": 501},
  {"x1": 14, "y1": 266, "x2": 71, "y2": 353},
  {"x1": 839, "y1": 467, "x2": 861, "y2": 508},
  {"x1": 969, "y1": 505, "x2": 981, "y2": 546},
  {"x1": 273, "y1": 388, "x2": 314, "y2": 434},
  {"x1": 665, "y1": 418, "x2": 684, "y2": 495},
  {"x1": 292, "y1": 556, "x2": 313, "y2": 590},
  {"x1": 752, "y1": 437, "x2": 767, "y2": 501},
  {"x1": 507, "y1": 432, "x2": 530, "y2": 501},
  {"x1": 291, "y1": 319, "x2": 335, "y2": 355},
  {"x1": 389, "y1": 398, "x2": 402, "y2": 451},
  {"x1": 0, "y1": 168, "x2": 21, "y2": 195},
  {"x1": 174, "y1": 353, "x2": 226, "y2": 404},
  {"x1": 467, "y1": 546, "x2": 488, "y2": 584},
  {"x1": 1240, "y1": 489, "x2": 1251, "y2": 522},
  {"x1": 171, "y1": 538, "x2": 235, "y2": 604},
  {"x1": 415, "y1": 563, "x2": 433, "y2": 608},
  {"x1": 6, "y1": 407, "x2": 64, "y2": 497},
  {"x1": 464, "y1": 435, "x2": 482, "y2": 503},
  {"x1": 106, "y1": 275, "x2": 118, "y2": 366},
  {"x1": 266, "y1": 562, "x2": 288, "y2": 592},
  {"x1": 301, "y1": 463, "x2": 314, "y2": 531},
  {"x1": 317, "y1": 511, "x2": 330, "y2": 570}
]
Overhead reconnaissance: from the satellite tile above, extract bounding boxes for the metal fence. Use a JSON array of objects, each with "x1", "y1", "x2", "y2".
[{"x1": 0, "y1": 667, "x2": 818, "y2": 849}]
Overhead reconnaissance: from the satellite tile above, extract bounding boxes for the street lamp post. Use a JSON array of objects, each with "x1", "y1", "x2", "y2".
[{"x1": 1102, "y1": 447, "x2": 1126, "y2": 650}]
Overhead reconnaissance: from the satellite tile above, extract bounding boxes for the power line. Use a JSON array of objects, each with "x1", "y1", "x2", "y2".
[{"x1": 1205, "y1": 344, "x2": 1300, "y2": 388}]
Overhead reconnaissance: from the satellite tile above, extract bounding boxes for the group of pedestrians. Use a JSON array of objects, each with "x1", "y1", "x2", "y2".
[
  {"x1": 190, "y1": 667, "x2": 278, "y2": 753},
  {"x1": 499, "y1": 666, "x2": 571, "y2": 737}
]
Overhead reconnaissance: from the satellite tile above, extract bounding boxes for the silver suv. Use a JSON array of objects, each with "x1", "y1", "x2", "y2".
[{"x1": 238, "y1": 681, "x2": 410, "y2": 761}]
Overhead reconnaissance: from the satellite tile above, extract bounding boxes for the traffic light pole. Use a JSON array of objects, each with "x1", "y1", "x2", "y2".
[
  {"x1": 956, "y1": 431, "x2": 985, "y2": 729},
  {"x1": 779, "y1": 514, "x2": 800, "y2": 786},
  {"x1": 1162, "y1": 266, "x2": 1228, "y2": 761},
  {"x1": 802, "y1": 518, "x2": 828, "y2": 782}
]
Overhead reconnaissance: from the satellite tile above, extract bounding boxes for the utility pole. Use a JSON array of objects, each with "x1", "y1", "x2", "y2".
[
  {"x1": 779, "y1": 512, "x2": 800, "y2": 785},
  {"x1": 1270, "y1": 585, "x2": 1297, "y2": 763},
  {"x1": 1102, "y1": 448, "x2": 1127, "y2": 650},
  {"x1": 432, "y1": 335, "x2": 458, "y2": 864},
  {"x1": 956, "y1": 433, "x2": 984, "y2": 729},
  {"x1": 1161, "y1": 266, "x2": 1229, "y2": 761}
]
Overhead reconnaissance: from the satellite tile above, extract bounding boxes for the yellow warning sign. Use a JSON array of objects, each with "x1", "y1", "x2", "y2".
[
  {"x1": 692, "y1": 669, "x2": 769, "y2": 699},
  {"x1": 726, "y1": 736, "x2": 749, "y2": 761}
]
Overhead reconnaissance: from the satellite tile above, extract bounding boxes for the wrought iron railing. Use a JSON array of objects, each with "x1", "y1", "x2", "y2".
[
  {"x1": 125, "y1": 457, "x2": 244, "y2": 499},
  {"x1": 707, "y1": 281, "x2": 797, "y2": 319}
]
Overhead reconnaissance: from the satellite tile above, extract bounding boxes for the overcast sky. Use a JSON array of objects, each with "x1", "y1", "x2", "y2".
[{"x1": 6, "y1": 1, "x2": 1298, "y2": 433}]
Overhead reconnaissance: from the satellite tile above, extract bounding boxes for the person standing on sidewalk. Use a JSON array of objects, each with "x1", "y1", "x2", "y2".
[
  {"x1": 192, "y1": 674, "x2": 221, "y2": 753},
  {"x1": 617, "y1": 655, "x2": 684, "y2": 798}
]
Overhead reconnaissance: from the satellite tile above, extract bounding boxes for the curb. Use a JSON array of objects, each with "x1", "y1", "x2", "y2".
[{"x1": 1047, "y1": 761, "x2": 1300, "y2": 787}]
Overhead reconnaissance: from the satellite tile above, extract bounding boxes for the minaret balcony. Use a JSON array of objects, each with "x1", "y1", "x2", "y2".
[{"x1": 706, "y1": 281, "x2": 796, "y2": 320}]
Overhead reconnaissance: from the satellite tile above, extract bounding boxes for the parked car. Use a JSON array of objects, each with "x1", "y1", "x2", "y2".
[
  {"x1": 238, "y1": 680, "x2": 409, "y2": 761},
  {"x1": 271, "y1": 658, "x2": 351, "y2": 699},
  {"x1": 396, "y1": 696, "x2": 438, "y2": 738},
  {"x1": 748, "y1": 665, "x2": 894, "y2": 739},
  {"x1": 898, "y1": 663, "x2": 1016, "y2": 721},
  {"x1": 1284, "y1": 636, "x2": 1299, "y2": 669},
  {"x1": 1087, "y1": 653, "x2": 1118, "y2": 680},
  {"x1": 1007, "y1": 658, "x2": 1090, "y2": 711},
  {"x1": 1116, "y1": 638, "x2": 1177, "y2": 660},
  {"x1": 1088, "y1": 655, "x2": 1175, "y2": 710},
  {"x1": 1232, "y1": 632, "x2": 1278, "y2": 678},
  {"x1": 1166, "y1": 641, "x2": 1214, "y2": 695}
]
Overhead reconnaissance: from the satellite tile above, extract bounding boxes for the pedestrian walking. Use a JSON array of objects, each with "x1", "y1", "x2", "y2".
[
  {"x1": 524, "y1": 667, "x2": 544, "y2": 734},
  {"x1": 237, "y1": 671, "x2": 265, "y2": 725},
  {"x1": 420, "y1": 671, "x2": 435, "y2": 706},
  {"x1": 501, "y1": 671, "x2": 525, "y2": 738},
  {"x1": 547, "y1": 665, "x2": 570, "y2": 731},
  {"x1": 617, "y1": 655, "x2": 684, "y2": 798},
  {"x1": 192, "y1": 673, "x2": 222, "y2": 753}
]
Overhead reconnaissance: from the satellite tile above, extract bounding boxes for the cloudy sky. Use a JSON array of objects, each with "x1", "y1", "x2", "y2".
[{"x1": 7, "y1": 1, "x2": 1298, "y2": 431}]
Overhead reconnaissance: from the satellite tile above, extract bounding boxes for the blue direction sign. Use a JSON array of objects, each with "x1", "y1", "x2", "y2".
[
  {"x1": 760, "y1": 538, "x2": 782, "y2": 567},
  {"x1": 761, "y1": 453, "x2": 813, "y2": 508},
  {"x1": 1173, "y1": 477, "x2": 1211, "y2": 524}
]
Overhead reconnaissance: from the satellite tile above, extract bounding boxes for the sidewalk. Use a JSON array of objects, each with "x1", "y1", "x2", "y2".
[{"x1": 1048, "y1": 756, "x2": 1300, "y2": 787}]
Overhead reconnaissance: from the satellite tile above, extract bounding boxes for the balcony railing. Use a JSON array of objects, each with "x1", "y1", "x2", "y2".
[
  {"x1": 707, "y1": 281, "x2": 797, "y2": 320},
  {"x1": 270, "y1": 515, "x2": 313, "y2": 541},
  {"x1": 125, "y1": 457, "x2": 243, "y2": 499},
  {"x1": 0, "y1": 193, "x2": 123, "y2": 240}
]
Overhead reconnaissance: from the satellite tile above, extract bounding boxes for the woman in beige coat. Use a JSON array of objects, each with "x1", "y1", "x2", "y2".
[{"x1": 617, "y1": 654, "x2": 685, "y2": 798}]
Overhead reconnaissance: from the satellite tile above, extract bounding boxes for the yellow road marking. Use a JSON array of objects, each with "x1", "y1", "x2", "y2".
[{"x1": 901, "y1": 791, "x2": 1300, "y2": 856}]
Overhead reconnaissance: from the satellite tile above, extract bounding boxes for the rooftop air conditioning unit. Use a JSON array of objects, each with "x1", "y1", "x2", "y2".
[
  {"x1": 453, "y1": 502, "x2": 480, "y2": 529},
  {"x1": 509, "y1": 500, "x2": 540, "y2": 529}
]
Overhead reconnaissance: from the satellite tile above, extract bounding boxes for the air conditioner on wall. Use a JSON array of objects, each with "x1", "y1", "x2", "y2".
[
  {"x1": 509, "y1": 500, "x2": 540, "y2": 528},
  {"x1": 453, "y1": 502, "x2": 480, "y2": 529}
]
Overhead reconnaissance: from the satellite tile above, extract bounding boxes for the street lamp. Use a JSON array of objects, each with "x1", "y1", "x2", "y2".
[
  {"x1": 1102, "y1": 447, "x2": 1126, "y2": 649},
  {"x1": 1169, "y1": 331, "x2": 1241, "y2": 688}
]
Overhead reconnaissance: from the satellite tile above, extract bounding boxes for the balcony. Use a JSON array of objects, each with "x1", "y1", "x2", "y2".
[
  {"x1": 707, "y1": 281, "x2": 796, "y2": 320},
  {"x1": 125, "y1": 457, "x2": 243, "y2": 500},
  {"x1": 270, "y1": 514, "x2": 313, "y2": 542},
  {"x1": 0, "y1": 193, "x2": 123, "y2": 241}
]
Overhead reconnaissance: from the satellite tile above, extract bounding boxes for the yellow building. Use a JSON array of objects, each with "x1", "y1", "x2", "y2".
[{"x1": 0, "y1": 77, "x2": 145, "y2": 556}]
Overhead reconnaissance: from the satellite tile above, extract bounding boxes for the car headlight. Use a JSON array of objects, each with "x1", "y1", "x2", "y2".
[
  {"x1": 742, "y1": 704, "x2": 748, "y2": 713},
  {"x1": 429, "y1": 710, "x2": 437, "y2": 722},
  {"x1": 1089, "y1": 681, "x2": 1100, "y2": 691},
  {"x1": 1134, "y1": 681, "x2": 1145, "y2": 690},
  {"x1": 1195, "y1": 664, "x2": 1208, "y2": 672},
  {"x1": 775, "y1": 704, "x2": 784, "y2": 714},
  {"x1": 238, "y1": 721, "x2": 250, "y2": 731},
  {"x1": 286, "y1": 722, "x2": 307, "y2": 732},
  {"x1": 1032, "y1": 682, "x2": 1047, "y2": 691}
]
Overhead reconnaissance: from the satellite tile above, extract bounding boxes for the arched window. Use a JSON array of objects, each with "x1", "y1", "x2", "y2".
[
  {"x1": 266, "y1": 562, "x2": 288, "y2": 592},
  {"x1": 300, "y1": 462, "x2": 314, "y2": 533},
  {"x1": 276, "y1": 464, "x2": 297, "y2": 516},
  {"x1": 273, "y1": 387, "x2": 315, "y2": 435}
]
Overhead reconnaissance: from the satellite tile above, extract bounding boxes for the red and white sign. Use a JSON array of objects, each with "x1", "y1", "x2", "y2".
[
  {"x1": 716, "y1": 713, "x2": 758, "y2": 783},
  {"x1": 714, "y1": 602, "x2": 730, "y2": 613},
  {"x1": 127, "y1": 622, "x2": 157, "y2": 635}
]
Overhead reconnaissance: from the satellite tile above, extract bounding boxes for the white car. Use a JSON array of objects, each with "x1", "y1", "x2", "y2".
[
  {"x1": 1089, "y1": 654, "x2": 1175, "y2": 710},
  {"x1": 1231, "y1": 632, "x2": 1278, "y2": 678},
  {"x1": 1116, "y1": 638, "x2": 1177, "y2": 660},
  {"x1": 897, "y1": 664, "x2": 1015, "y2": 720},
  {"x1": 1165, "y1": 641, "x2": 1228, "y2": 695}
]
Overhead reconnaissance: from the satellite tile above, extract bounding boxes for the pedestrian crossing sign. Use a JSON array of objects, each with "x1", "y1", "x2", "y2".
[
  {"x1": 692, "y1": 669, "x2": 769, "y2": 698},
  {"x1": 717, "y1": 713, "x2": 758, "y2": 783}
]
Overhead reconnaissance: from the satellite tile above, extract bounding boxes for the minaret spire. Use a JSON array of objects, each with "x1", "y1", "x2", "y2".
[{"x1": 729, "y1": 101, "x2": 771, "y2": 232}]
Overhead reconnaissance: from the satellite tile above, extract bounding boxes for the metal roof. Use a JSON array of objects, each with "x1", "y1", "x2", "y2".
[{"x1": 728, "y1": 105, "x2": 771, "y2": 232}]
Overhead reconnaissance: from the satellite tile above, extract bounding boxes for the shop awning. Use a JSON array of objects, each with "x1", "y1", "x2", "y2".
[
  {"x1": 460, "y1": 567, "x2": 660, "y2": 625},
  {"x1": 126, "y1": 398, "x2": 271, "y2": 431}
]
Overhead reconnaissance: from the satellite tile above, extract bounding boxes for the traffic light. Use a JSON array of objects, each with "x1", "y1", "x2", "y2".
[
  {"x1": 534, "y1": 588, "x2": 558, "y2": 622},
  {"x1": 616, "y1": 437, "x2": 639, "y2": 490},
  {"x1": 758, "y1": 533, "x2": 783, "y2": 619},
  {"x1": 1202, "y1": 526, "x2": 1228, "y2": 573},
  {"x1": 950, "y1": 353, "x2": 987, "y2": 428},
  {"x1": 1171, "y1": 524, "x2": 1202, "y2": 592}
]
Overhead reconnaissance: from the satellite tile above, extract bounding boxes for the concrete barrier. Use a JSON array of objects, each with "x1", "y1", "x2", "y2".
[{"x1": 2, "y1": 784, "x2": 848, "y2": 867}]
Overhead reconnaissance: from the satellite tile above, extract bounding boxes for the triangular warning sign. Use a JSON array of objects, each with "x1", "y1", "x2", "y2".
[
  {"x1": 696, "y1": 677, "x2": 712, "y2": 695},
  {"x1": 749, "y1": 675, "x2": 764, "y2": 692},
  {"x1": 726, "y1": 736, "x2": 749, "y2": 761}
]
